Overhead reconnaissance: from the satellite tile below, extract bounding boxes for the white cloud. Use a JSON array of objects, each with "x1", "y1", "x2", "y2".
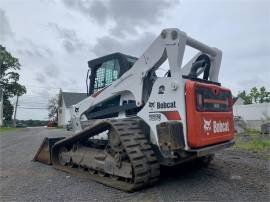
[
  {"x1": 0, "y1": 8, "x2": 13, "y2": 41},
  {"x1": 92, "y1": 32, "x2": 155, "y2": 57},
  {"x1": 62, "y1": 0, "x2": 179, "y2": 37}
]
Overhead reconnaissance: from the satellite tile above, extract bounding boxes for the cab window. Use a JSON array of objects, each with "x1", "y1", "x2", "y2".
[
  {"x1": 93, "y1": 59, "x2": 120, "y2": 92},
  {"x1": 196, "y1": 87, "x2": 232, "y2": 112}
]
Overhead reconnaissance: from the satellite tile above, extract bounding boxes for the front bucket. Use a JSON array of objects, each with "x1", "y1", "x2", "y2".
[{"x1": 33, "y1": 137, "x2": 65, "y2": 165}]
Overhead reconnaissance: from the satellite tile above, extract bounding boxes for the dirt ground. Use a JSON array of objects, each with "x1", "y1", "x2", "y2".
[{"x1": 1, "y1": 128, "x2": 269, "y2": 201}]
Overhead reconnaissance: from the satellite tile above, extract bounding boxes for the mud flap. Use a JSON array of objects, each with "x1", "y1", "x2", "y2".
[{"x1": 33, "y1": 137, "x2": 65, "y2": 165}]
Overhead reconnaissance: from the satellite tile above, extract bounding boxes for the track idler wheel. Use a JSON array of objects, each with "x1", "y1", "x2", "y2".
[
  {"x1": 108, "y1": 128, "x2": 123, "y2": 153},
  {"x1": 110, "y1": 175, "x2": 119, "y2": 181},
  {"x1": 88, "y1": 169, "x2": 96, "y2": 175},
  {"x1": 98, "y1": 171, "x2": 106, "y2": 177}
]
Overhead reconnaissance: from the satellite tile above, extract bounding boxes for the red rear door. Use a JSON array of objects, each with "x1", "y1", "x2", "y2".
[{"x1": 185, "y1": 80, "x2": 234, "y2": 148}]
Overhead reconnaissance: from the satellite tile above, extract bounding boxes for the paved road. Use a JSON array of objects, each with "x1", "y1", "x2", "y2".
[{"x1": 1, "y1": 128, "x2": 269, "y2": 201}]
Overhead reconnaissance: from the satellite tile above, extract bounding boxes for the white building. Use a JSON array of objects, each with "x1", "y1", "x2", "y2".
[
  {"x1": 233, "y1": 102, "x2": 270, "y2": 130},
  {"x1": 58, "y1": 92, "x2": 87, "y2": 127}
]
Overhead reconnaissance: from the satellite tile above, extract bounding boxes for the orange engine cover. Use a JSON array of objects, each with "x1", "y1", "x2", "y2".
[{"x1": 185, "y1": 80, "x2": 234, "y2": 148}]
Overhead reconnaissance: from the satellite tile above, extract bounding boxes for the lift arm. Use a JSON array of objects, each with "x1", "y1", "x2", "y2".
[{"x1": 71, "y1": 28, "x2": 222, "y2": 132}]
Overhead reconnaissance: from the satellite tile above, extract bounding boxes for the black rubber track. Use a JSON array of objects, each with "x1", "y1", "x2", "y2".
[{"x1": 51, "y1": 118, "x2": 160, "y2": 192}]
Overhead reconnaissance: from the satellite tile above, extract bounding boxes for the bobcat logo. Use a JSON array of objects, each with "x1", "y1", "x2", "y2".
[
  {"x1": 148, "y1": 102, "x2": 155, "y2": 110},
  {"x1": 203, "y1": 119, "x2": 212, "y2": 132}
]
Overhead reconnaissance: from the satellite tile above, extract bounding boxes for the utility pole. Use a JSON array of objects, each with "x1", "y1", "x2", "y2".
[
  {"x1": 0, "y1": 88, "x2": 3, "y2": 127},
  {"x1": 13, "y1": 95, "x2": 19, "y2": 127}
]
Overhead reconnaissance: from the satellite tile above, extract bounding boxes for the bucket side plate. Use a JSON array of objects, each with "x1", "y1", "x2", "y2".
[{"x1": 33, "y1": 137, "x2": 65, "y2": 165}]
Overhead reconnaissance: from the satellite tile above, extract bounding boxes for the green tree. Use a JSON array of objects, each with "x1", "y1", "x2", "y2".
[
  {"x1": 238, "y1": 90, "x2": 252, "y2": 104},
  {"x1": 238, "y1": 86, "x2": 270, "y2": 104},
  {"x1": 249, "y1": 87, "x2": 260, "y2": 103},
  {"x1": 3, "y1": 94, "x2": 13, "y2": 121},
  {"x1": 258, "y1": 87, "x2": 270, "y2": 103},
  {"x1": 48, "y1": 95, "x2": 58, "y2": 119},
  {"x1": 0, "y1": 45, "x2": 26, "y2": 124}
]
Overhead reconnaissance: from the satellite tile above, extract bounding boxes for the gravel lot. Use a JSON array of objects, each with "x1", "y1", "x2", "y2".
[{"x1": 1, "y1": 128, "x2": 269, "y2": 201}]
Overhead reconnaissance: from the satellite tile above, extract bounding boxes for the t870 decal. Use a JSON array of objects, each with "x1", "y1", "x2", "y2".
[{"x1": 149, "y1": 111, "x2": 181, "y2": 121}]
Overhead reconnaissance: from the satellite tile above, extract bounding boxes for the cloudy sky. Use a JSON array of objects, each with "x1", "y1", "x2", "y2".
[{"x1": 1, "y1": 0, "x2": 269, "y2": 120}]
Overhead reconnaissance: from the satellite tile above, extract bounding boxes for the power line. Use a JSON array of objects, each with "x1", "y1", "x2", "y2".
[
  {"x1": 19, "y1": 101, "x2": 49, "y2": 104},
  {"x1": 24, "y1": 85, "x2": 83, "y2": 92},
  {"x1": 25, "y1": 85, "x2": 61, "y2": 90},
  {"x1": 18, "y1": 95, "x2": 58, "y2": 99},
  {"x1": 19, "y1": 103, "x2": 48, "y2": 105},
  {"x1": 22, "y1": 93, "x2": 59, "y2": 97},
  {"x1": 17, "y1": 107, "x2": 48, "y2": 109},
  {"x1": 18, "y1": 105, "x2": 48, "y2": 108}
]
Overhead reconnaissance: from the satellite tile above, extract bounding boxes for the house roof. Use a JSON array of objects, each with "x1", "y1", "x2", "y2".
[
  {"x1": 233, "y1": 97, "x2": 245, "y2": 105},
  {"x1": 233, "y1": 97, "x2": 239, "y2": 105},
  {"x1": 61, "y1": 92, "x2": 87, "y2": 107}
]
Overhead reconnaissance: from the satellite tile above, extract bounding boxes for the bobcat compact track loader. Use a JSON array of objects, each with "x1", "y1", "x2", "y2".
[{"x1": 34, "y1": 28, "x2": 234, "y2": 191}]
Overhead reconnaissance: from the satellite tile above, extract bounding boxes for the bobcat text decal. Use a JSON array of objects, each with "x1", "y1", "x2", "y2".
[
  {"x1": 203, "y1": 119, "x2": 230, "y2": 134},
  {"x1": 213, "y1": 121, "x2": 230, "y2": 133},
  {"x1": 148, "y1": 101, "x2": 176, "y2": 110}
]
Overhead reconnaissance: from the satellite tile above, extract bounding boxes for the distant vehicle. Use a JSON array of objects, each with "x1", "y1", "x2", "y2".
[
  {"x1": 16, "y1": 123, "x2": 26, "y2": 128},
  {"x1": 47, "y1": 121, "x2": 57, "y2": 127}
]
